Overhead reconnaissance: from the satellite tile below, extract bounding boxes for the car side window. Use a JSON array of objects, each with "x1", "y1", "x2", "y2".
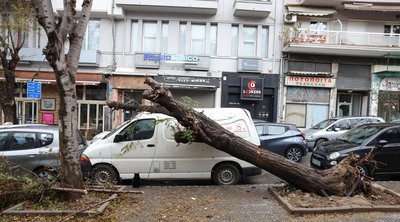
[
  {"x1": 0, "y1": 132, "x2": 8, "y2": 151},
  {"x1": 120, "y1": 119, "x2": 156, "y2": 141},
  {"x1": 334, "y1": 120, "x2": 351, "y2": 130},
  {"x1": 10, "y1": 132, "x2": 39, "y2": 150},
  {"x1": 267, "y1": 125, "x2": 286, "y2": 135},
  {"x1": 39, "y1": 133, "x2": 54, "y2": 147},
  {"x1": 378, "y1": 128, "x2": 400, "y2": 144}
]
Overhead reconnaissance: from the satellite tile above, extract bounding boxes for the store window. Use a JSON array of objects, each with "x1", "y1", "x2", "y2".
[
  {"x1": 191, "y1": 24, "x2": 206, "y2": 55},
  {"x1": 143, "y1": 22, "x2": 157, "y2": 52},
  {"x1": 83, "y1": 20, "x2": 100, "y2": 50}
]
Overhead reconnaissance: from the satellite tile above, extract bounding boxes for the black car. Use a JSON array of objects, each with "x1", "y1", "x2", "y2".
[
  {"x1": 310, "y1": 123, "x2": 400, "y2": 177},
  {"x1": 253, "y1": 120, "x2": 307, "y2": 162}
]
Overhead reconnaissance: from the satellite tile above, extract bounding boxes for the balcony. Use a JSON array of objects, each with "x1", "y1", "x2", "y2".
[
  {"x1": 115, "y1": 0, "x2": 218, "y2": 15},
  {"x1": 233, "y1": 0, "x2": 272, "y2": 17},
  {"x1": 283, "y1": 29, "x2": 400, "y2": 57}
]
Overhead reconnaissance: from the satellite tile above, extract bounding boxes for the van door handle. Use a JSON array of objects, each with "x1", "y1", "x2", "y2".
[{"x1": 147, "y1": 144, "x2": 155, "y2": 147}]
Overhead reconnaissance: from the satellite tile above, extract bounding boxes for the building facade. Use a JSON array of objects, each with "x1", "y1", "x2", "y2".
[
  {"x1": 283, "y1": 0, "x2": 400, "y2": 128},
  {"x1": 9, "y1": 0, "x2": 284, "y2": 139}
]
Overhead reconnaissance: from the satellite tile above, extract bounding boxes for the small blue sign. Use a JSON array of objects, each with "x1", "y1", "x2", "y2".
[{"x1": 27, "y1": 81, "x2": 42, "y2": 99}]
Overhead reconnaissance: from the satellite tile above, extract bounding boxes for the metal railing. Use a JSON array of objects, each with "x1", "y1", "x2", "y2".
[{"x1": 285, "y1": 29, "x2": 400, "y2": 47}]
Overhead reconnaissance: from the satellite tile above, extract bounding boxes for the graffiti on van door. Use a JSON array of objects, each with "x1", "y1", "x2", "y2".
[{"x1": 286, "y1": 87, "x2": 330, "y2": 103}]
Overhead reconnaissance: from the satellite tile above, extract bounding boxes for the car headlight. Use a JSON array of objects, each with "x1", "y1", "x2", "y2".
[
  {"x1": 329, "y1": 152, "x2": 340, "y2": 160},
  {"x1": 305, "y1": 135, "x2": 313, "y2": 140}
]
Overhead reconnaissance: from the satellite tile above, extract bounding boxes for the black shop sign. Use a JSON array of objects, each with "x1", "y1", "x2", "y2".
[{"x1": 240, "y1": 77, "x2": 264, "y2": 100}]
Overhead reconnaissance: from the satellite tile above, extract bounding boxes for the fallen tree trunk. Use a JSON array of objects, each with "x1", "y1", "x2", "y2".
[{"x1": 107, "y1": 77, "x2": 370, "y2": 197}]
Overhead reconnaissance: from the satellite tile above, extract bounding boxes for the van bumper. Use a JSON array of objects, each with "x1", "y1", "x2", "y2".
[
  {"x1": 80, "y1": 160, "x2": 92, "y2": 179},
  {"x1": 243, "y1": 166, "x2": 262, "y2": 177}
]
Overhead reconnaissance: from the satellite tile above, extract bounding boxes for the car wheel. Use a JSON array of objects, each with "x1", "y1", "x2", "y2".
[
  {"x1": 212, "y1": 163, "x2": 240, "y2": 185},
  {"x1": 315, "y1": 139, "x2": 327, "y2": 147},
  {"x1": 285, "y1": 146, "x2": 303, "y2": 162},
  {"x1": 92, "y1": 164, "x2": 118, "y2": 185},
  {"x1": 35, "y1": 167, "x2": 57, "y2": 182},
  {"x1": 356, "y1": 165, "x2": 368, "y2": 177}
]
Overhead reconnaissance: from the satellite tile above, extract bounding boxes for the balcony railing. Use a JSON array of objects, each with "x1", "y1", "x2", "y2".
[{"x1": 285, "y1": 29, "x2": 400, "y2": 48}]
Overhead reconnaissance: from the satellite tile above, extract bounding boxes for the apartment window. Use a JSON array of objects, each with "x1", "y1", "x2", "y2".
[
  {"x1": 179, "y1": 23, "x2": 187, "y2": 54},
  {"x1": 310, "y1": 21, "x2": 327, "y2": 35},
  {"x1": 161, "y1": 22, "x2": 169, "y2": 53},
  {"x1": 83, "y1": 20, "x2": 100, "y2": 50},
  {"x1": 143, "y1": 22, "x2": 157, "y2": 52},
  {"x1": 384, "y1": 25, "x2": 400, "y2": 35},
  {"x1": 131, "y1": 21, "x2": 139, "y2": 52},
  {"x1": 261, "y1": 27, "x2": 268, "y2": 58},
  {"x1": 191, "y1": 24, "x2": 206, "y2": 55},
  {"x1": 209, "y1": 24, "x2": 217, "y2": 56},
  {"x1": 231, "y1": 25, "x2": 238, "y2": 57},
  {"x1": 242, "y1": 26, "x2": 257, "y2": 57}
]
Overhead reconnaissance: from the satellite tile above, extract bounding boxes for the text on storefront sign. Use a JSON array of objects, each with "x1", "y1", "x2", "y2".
[{"x1": 285, "y1": 76, "x2": 336, "y2": 88}]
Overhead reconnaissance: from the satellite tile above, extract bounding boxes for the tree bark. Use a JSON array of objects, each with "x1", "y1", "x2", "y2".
[
  {"x1": 31, "y1": 0, "x2": 93, "y2": 199},
  {"x1": 109, "y1": 77, "x2": 369, "y2": 197}
]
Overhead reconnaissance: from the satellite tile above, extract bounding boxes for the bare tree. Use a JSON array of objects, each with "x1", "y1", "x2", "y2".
[
  {"x1": 0, "y1": 0, "x2": 36, "y2": 123},
  {"x1": 108, "y1": 78, "x2": 371, "y2": 197},
  {"x1": 30, "y1": 0, "x2": 93, "y2": 199}
]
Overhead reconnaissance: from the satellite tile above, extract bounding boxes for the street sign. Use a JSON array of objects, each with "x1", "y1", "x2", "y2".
[{"x1": 27, "y1": 81, "x2": 42, "y2": 99}]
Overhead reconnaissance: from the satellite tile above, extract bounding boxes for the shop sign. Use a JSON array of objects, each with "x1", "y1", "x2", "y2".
[
  {"x1": 240, "y1": 77, "x2": 263, "y2": 100},
  {"x1": 144, "y1": 53, "x2": 199, "y2": 63},
  {"x1": 380, "y1": 77, "x2": 400, "y2": 91},
  {"x1": 154, "y1": 75, "x2": 220, "y2": 89},
  {"x1": 285, "y1": 76, "x2": 335, "y2": 88}
]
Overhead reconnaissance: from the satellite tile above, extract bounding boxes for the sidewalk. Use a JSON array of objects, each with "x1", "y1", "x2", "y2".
[{"x1": 119, "y1": 181, "x2": 400, "y2": 222}]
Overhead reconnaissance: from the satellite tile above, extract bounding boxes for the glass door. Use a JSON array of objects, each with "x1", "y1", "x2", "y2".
[
  {"x1": 78, "y1": 102, "x2": 105, "y2": 140},
  {"x1": 17, "y1": 100, "x2": 39, "y2": 124}
]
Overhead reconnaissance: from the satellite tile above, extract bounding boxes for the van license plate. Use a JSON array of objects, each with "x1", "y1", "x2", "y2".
[{"x1": 311, "y1": 158, "x2": 321, "y2": 166}]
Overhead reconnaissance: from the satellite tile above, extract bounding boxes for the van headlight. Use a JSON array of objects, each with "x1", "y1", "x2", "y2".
[{"x1": 329, "y1": 152, "x2": 340, "y2": 160}]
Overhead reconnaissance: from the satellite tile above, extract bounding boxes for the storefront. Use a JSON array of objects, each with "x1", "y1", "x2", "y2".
[
  {"x1": 371, "y1": 70, "x2": 400, "y2": 122},
  {"x1": 221, "y1": 72, "x2": 279, "y2": 122},
  {"x1": 284, "y1": 75, "x2": 336, "y2": 128}
]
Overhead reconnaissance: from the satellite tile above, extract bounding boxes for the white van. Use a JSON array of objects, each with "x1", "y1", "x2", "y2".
[{"x1": 82, "y1": 108, "x2": 262, "y2": 185}]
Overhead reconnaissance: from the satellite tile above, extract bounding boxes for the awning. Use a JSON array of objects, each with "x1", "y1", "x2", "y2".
[
  {"x1": 14, "y1": 71, "x2": 103, "y2": 85},
  {"x1": 287, "y1": 6, "x2": 337, "y2": 17},
  {"x1": 373, "y1": 70, "x2": 400, "y2": 77},
  {"x1": 344, "y1": 3, "x2": 400, "y2": 12}
]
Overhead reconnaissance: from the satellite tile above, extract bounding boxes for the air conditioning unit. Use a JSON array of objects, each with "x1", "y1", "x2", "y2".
[{"x1": 284, "y1": 13, "x2": 297, "y2": 23}]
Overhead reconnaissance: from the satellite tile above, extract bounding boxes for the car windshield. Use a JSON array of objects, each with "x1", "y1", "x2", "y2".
[
  {"x1": 337, "y1": 125, "x2": 386, "y2": 145},
  {"x1": 311, "y1": 119, "x2": 338, "y2": 129}
]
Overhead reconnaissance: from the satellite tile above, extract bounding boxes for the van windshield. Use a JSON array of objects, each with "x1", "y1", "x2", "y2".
[
  {"x1": 311, "y1": 119, "x2": 338, "y2": 129},
  {"x1": 103, "y1": 119, "x2": 131, "y2": 140}
]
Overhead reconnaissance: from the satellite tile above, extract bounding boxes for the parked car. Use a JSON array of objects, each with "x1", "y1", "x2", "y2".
[
  {"x1": 253, "y1": 119, "x2": 307, "y2": 162},
  {"x1": 0, "y1": 124, "x2": 89, "y2": 180},
  {"x1": 303, "y1": 116, "x2": 385, "y2": 151},
  {"x1": 310, "y1": 123, "x2": 400, "y2": 177}
]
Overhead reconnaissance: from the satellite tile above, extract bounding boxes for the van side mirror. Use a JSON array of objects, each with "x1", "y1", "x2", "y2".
[
  {"x1": 377, "y1": 139, "x2": 388, "y2": 148},
  {"x1": 114, "y1": 134, "x2": 124, "y2": 143}
]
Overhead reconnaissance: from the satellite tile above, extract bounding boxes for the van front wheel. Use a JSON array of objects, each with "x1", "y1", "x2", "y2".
[
  {"x1": 92, "y1": 164, "x2": 118, "y2": 185},
  {"x1": 212, "y1": 164, "x2": 240, "y2": 185}
]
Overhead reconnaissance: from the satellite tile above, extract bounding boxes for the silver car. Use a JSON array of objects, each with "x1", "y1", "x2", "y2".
[
  {"x1": 0, "y1": 124, "x2": 87, "y2": 179},
  {"x1": 303, "y1": 116, "x2": 385, "y2": 151}
]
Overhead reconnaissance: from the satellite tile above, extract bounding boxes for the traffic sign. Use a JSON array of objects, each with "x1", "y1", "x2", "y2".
[{"x1": 27, "y1": 81, "x2": 42, "y2": 99}]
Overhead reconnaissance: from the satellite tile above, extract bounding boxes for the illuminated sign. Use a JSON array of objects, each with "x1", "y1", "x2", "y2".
[
  {"x1": 240, "y1": 77, "x2": 264, "y2": 100},
  {"x1": 143, "y1": 53, "x2": 199, "y2": 63}
]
